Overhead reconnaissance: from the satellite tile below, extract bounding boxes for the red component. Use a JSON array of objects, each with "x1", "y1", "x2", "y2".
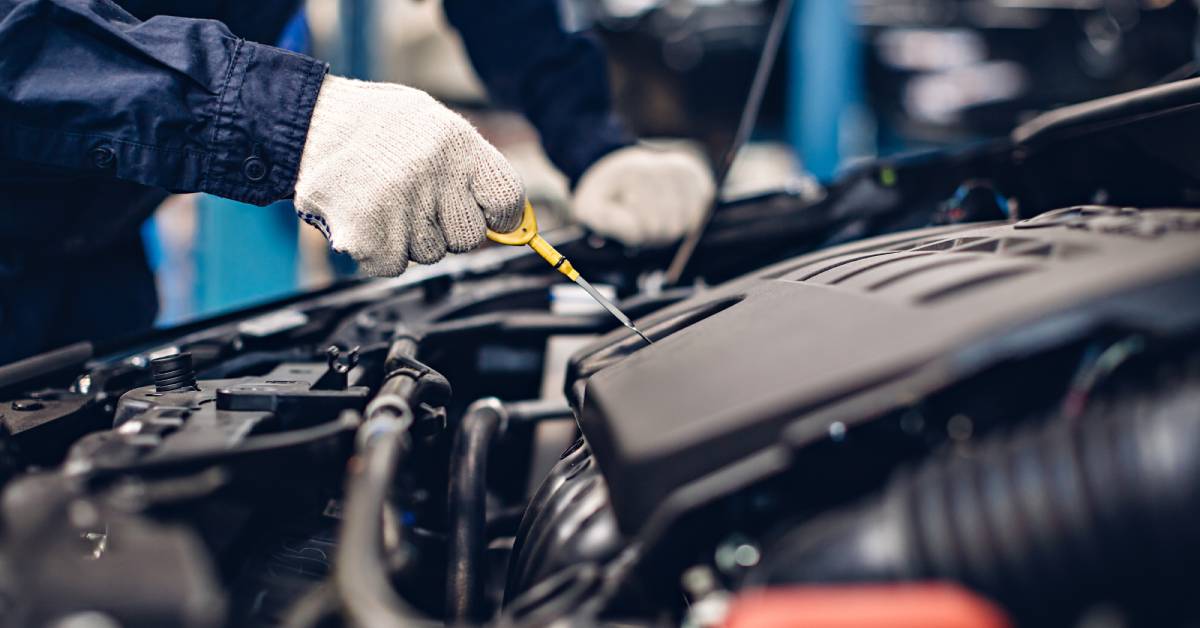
[{"x1": 722, "y1": 583, "x2": 1011, "y2": 628}]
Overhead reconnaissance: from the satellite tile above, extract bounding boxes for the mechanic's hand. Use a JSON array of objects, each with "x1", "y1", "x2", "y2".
[
  {"x1": 572, "y1": 144, "x2": 715, "y2": 247},
  {"x1": 294, "y1": 75, "x2": 524, "y2": 276}
]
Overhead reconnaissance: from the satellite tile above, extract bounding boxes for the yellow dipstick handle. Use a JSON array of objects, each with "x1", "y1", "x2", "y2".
[
  {"x1": 487, "y1": 200, "x2": 579, "y2": 281},
  {"x1": 488, "y1": 200, "x2": 653, "y2": 345}
]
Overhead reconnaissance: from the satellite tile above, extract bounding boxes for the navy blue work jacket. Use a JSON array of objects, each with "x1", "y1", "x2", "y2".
[{"x1": 0, "y1": 0, "x2": 630, "y2": 263}]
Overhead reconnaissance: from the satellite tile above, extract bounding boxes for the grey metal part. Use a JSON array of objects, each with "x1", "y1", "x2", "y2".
[{"x1": 572, "y1": 208, "x2": 1200, "y2": 533}]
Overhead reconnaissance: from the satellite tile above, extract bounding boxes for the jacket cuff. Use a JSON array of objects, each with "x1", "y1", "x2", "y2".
[{"x1": 201, "y1": 40, "x2": 328, "y2": 206}]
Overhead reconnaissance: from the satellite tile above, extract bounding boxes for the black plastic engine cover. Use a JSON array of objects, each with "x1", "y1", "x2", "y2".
[{"x1": 570, "y1": 207, "x2": 1200, "y2": 534}]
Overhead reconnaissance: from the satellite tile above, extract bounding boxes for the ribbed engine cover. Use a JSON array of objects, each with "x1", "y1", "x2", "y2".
[{"x1": 568, "y1": 207, "x2": 1200, "y2": 533}]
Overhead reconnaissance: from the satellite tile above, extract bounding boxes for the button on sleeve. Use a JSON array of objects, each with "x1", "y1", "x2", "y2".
[
  {"x1": 242, "y1": 155, "x2": 269, "y2": 182},
  {"x1": 0, "y1": 1, "x2": 327, "y2": 202},
  {"x1": 89, "y1": 145, "x2": 116, "y2": 170},
  {"x1": 200, "y1": 41, "x2": 328, "y2": 205}
]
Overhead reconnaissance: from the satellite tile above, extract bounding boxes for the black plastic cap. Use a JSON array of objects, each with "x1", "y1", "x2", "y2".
[{"x1": 151, "y1": 353, "x2": 197, "y2": 393}]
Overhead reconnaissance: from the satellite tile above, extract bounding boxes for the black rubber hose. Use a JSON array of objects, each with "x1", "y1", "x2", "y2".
[
  {"x1": 750, "y1": 373, "x2": 1200, "y2": 620},
  {"x1": 377, "y1": 357, "x2": 451, "y2": 412},
  {"x1": 335, "y1": 327, "x2": 442, "y2": 628},
  {"x1": 502, "y1": 399, "x2": 573, "y2": 424},
  {"x1": 446, "y1": 398, "x2": 506, "y2": 623},
  {"x1": 335, "y1": 418, "x2": 438, "y2": 628},
  {"x1": 446, "y1": 398, "x2": 573, "y2": 622},
  {"x1": 0, "y1": 341, "x2": 93, "y2": 392},
  {"x1": 384, "y1": 333, "x2": 421, "y2": 370},
  {"x1": 368, "y1": 330, "x2": 450, "y2": 422}
]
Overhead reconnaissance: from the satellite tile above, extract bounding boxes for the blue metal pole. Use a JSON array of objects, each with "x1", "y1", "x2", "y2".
[
  {"x1": 192, "y1": 9, "x2": 317, "y2": 316},
  {"x1": 339, "y1": 0, "x2": 374, "y2": 79},
  {"x1": 788, "y1": 0, "x2": 862, "y2": 181},
  {"x1": 195, "y1": 198, "x2": 301, "y2": 315}
]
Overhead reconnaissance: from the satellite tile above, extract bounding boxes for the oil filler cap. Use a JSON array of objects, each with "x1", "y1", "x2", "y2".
[{"x1": 150, "y1": 353, "x2": 198, "y2": 393}]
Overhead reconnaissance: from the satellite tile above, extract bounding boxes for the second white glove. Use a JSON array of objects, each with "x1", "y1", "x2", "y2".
[
  {"x1": 572, "y1": 144, "x2": 715, "y2": 247},
  {"x1": 294, "y1": 75, "x2": 525, "y2": 276}
]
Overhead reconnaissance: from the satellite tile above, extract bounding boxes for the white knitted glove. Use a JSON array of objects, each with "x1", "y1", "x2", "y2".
[
  {"x1": 572, "y1": 145, "x2": 715, "y2": 247},
  {"x1": 294, "y1": 75, "x2": 524, "y2": 276}
]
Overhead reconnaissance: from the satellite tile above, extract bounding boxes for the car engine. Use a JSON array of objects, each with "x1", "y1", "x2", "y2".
[{"x1": 1, "y1": 78, "x2": 1199, "y2": 628}]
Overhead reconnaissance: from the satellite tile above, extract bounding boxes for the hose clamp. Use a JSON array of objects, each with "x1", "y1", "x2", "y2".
[{"x1": 361, "y1": 394, "x2": 414, "y2": 448}]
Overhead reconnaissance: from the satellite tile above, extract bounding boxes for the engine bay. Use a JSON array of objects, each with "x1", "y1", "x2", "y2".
[{"x1": 2, "y1": 79, "x2": 1200, "y2": 628}]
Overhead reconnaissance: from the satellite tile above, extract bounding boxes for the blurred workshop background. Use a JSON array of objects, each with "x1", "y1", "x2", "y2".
[{"x1": 145, "y1": 0, "x2": 1199, "y2": 326}]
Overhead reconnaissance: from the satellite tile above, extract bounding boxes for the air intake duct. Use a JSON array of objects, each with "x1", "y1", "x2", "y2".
[{"x1": 749, "y1": 373, "x2": 1200, "y2": 622}]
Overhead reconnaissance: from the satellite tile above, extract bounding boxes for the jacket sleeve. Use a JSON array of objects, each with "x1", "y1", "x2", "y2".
[
  {"x1": 443, "y1": 0, "x2": 632, "y2": 185},
  {"x1": 0, "y1": 0, "x2": 328, "y2": 206}
]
